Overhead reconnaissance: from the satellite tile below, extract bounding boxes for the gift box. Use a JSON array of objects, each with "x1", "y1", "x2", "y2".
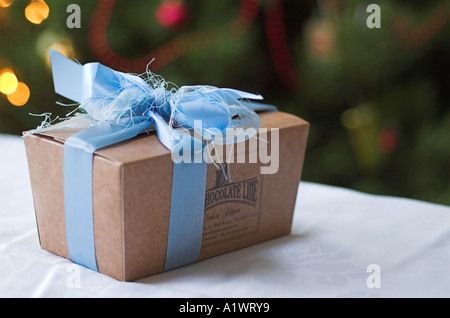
[
  {"x1": 23, "y1": 51, "x2": 309, "y2": 281},
  {"x1": 24, "y1": 111, "x2": 308, "y2": 281}
]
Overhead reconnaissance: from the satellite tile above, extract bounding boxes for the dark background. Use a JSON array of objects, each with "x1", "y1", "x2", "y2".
[{"x1": 0, "y1": 0, "x2": 449, "y2": 204}]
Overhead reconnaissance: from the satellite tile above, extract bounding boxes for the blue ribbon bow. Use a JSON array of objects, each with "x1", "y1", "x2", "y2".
[{"x1": 48, "y1": 50, "x2": 276, "y2": 272}]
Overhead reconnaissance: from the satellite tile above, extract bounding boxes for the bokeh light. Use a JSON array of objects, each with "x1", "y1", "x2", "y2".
[
  {"x1": 25, "y1": 0, "x2": 49, "y2": 25},
  {"x1": 341, "y1": 108, "x2": 363, "y2": 130},
  {"x1": 341, "y1": 106, "x2": 374, "y2": 130},
  {"x1": 6, "y1": 82, "x2": 30, "y2": 106},
  {"x1": 46, "y1": 41, "x2": 76, "y2": 67},
  {"x1": 36, "y1": 29, "x2": 76, "y2": 69},
  {"x1": 0, "y1": 69, "x2": 18, "y2": 95},
  {"x1": 0, "y1": 0, "x2": 14, "y2": 8}
]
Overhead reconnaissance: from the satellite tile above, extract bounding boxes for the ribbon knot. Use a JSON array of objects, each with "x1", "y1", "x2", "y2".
[{"x1": 48, "y1": 50, "x2": 275, "y2": 151}]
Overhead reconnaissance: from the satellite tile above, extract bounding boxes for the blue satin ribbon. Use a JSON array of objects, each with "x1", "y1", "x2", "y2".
[
  {"x1": 64, "y1": 118, "x2": 153, "y2": 271},
  {"x1": 48, "y1": 50, "x2": 276, "y2": 272}
]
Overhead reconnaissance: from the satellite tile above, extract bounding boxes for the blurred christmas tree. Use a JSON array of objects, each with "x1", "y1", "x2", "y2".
[
  {"x1": 293, "y1": 0, "x2": 450, "y2": 204},
  {"x1": 0, "y1": 0, "x2": 448, "y2": 204}
]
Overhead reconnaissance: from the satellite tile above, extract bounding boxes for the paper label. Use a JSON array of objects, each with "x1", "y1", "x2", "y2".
[{"x1": 202, "y1": 163, "x2": 262, "y2": 247}]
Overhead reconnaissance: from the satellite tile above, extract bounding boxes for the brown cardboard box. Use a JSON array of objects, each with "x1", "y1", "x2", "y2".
[{"x1": 24, "y1": 111, "x2": 309, "y2": 281}]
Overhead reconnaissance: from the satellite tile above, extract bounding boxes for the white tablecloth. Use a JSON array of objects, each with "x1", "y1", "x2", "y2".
[{"x1": 1, "y1": 134, "x2": 450, "y2": 298}]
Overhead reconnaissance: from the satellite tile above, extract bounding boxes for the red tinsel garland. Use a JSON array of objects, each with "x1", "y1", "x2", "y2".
[{"x1": 88, "y1": 0, "x2": 300, "y2": 91}]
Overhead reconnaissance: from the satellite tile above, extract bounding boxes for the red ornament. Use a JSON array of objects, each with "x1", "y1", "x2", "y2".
[
  {"x1": 377, "y1": 128, "x2": 399, "y2": 153},
  {"x1": 156, "y1": 1, "x2": 189, "y2": 30}
]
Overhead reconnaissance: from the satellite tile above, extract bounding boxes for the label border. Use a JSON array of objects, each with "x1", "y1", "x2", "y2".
[{"x1": 201, "y1": 171, "x2": 263, "y2": 248}]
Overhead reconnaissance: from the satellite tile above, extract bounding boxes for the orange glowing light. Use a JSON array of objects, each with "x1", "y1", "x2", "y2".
[
  {"x1": 7, "y1": 82, "x2": 30, "y2": 106},
  {"x1": 0, "y1": 0, "x2": 14, "y2": 8},
  {"x1": 25, "y1": 0, "x2": 49, "y2": 25},
  {"x1": 0, "y1": 69, "x2": 18, "y2": 95},
  {"x1": 45, "y1": 42, "x2": 75, "y2": 68}
]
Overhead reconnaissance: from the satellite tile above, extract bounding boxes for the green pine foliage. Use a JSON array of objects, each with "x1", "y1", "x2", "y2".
[{"x1": 0, "y1": 0, "x2": 448, "y2": 204}]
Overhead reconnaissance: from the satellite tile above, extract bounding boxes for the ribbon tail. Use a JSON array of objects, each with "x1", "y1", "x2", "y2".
[
  {"x1": 246, "y1": 101, "x2": 278, "y2": 112},
  {"x1": 49, "y1": 50, "x2": 85, "y2": 103}
]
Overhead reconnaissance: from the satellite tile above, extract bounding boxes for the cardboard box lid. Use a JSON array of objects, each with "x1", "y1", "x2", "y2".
[
  {"x1": 33, "y1": 127, "x2": 171, "y2": 165},
  {"x1": 30, "y1": 111, "x2": 308, "y2": 165}
]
